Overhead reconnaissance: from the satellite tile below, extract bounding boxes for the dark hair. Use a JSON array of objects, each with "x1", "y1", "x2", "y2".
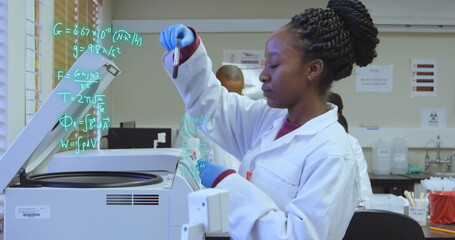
[
  {"x1": 285, "y1": 0, "x2": 379, "y2": 95},
  {"x1": 327, "y1": 92, "x2": 349, "y2": 132}
]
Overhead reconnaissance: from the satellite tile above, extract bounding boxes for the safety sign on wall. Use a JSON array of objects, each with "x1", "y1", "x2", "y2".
[
  {"x1": 420, "y1": 108, "x2": 447, "y2": 128},
  {"x1": 411, "y1": 59, "x2": 437, "y2": 97}
]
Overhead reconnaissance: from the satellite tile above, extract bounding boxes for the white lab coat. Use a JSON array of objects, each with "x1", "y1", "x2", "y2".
[
  {"x1": 162, "y1": 42, "x2": 359, "y2": 240},
  {"x1": 348, "y1": 134, "x2": 373, "y2": 202}
]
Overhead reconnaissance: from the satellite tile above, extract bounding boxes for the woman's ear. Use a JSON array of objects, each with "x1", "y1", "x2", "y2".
[{"x1": 309, "y1": 59, "x2": 324, "y2": 77}]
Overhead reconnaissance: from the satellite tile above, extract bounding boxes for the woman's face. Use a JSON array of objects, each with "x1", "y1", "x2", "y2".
[{"x1": 260, "y1": 28, "x2": 311, "y2": 109}]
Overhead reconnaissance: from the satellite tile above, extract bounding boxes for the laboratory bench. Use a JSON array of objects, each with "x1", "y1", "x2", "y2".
[
  {"x1": 1, "y1": 226, "x2": 455, "y2": 239},
  {"x1": 369, "y1": 173, "x2": 429, "y2": 196},
  {"x1": 0, "y1": 225, "x2": 454, "y2": 239},
  {"x1": 425, "y1": 223, "x2": 455, "y2": 239},
  {"x1": 0, "y1": 173, "x2": 447, "y2": 240}
]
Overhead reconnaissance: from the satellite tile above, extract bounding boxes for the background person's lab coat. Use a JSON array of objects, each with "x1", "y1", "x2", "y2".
[
  {"x1": 162, "y1": 42, "x2": 359, "y2": 240},
  {"x1": 348, "y1": 134, "x2": 373, "y2": 203}
]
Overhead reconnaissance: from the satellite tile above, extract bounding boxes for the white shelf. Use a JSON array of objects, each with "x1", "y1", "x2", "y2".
[{"x1": 350, "y1": 127, "x2": 455, "y2": 149}]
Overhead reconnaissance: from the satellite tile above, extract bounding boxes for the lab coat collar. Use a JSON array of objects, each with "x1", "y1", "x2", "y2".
[
  {"x1": 271, "y1": 103, "x2": 339, "y2": 138},
  {"x1": 254, "y1": 103, "x2": 339, "y2": 156}
]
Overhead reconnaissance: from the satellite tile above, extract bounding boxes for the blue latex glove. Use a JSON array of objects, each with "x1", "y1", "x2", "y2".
[
  {"x1": 159, "y1": 24, "x2": 195, "y2": 51},
  {"x1": 196, "y1": 159, "x2": 228, "y2": 188}
]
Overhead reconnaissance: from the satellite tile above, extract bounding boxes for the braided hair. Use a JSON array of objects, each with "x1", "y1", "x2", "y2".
[{"x1": 285, "y1": 0, "x2": 379, "y2": 95}]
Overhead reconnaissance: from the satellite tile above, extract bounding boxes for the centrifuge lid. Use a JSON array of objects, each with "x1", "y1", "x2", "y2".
[
  {"x1": 22, "y1": 171, "x2": 163, "y2": 188},
  {"x1": 0, "y1": 50, "x2": 121, "y2": 192}
]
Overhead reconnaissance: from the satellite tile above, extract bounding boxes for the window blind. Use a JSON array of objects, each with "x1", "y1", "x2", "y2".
[
  {"x1": 53, "y1": 0, "x2": 102, "y2": 152},
  {"x1": 25, "y1": 0, "x2": 43, "y2": 124},
  {"x1": 0, "y1": 0, "x2": 7, "y2": 155}
]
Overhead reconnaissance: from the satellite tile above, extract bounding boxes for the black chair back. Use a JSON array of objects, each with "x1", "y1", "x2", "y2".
[{"x1": 343, "y1": 209, "x2": 425, "y2": 240}]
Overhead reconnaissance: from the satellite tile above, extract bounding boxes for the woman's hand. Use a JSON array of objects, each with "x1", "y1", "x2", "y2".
[
  {"x1": 159, "y1": 24, "x2": 194, "y2": 51},
  {"x1": 196, "y1": 159, "x2": 229, "y2": 188}
]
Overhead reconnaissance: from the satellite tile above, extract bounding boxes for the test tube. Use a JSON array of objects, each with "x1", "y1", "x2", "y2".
[{"x1": 173, "y1": 38, "x2": 182, "y2": 79}]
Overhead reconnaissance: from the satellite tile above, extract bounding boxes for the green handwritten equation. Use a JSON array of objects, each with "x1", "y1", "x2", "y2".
[
  {"x1": 59, "y1": 113, "x2": 110, "y2": 132},
  {"x1": 57, "y1": 68, "x2": 100, "y2": 90},
  {"x1": 60, "y1": 136, "x2": 99, "y2": 154},
  {"x1": 53, "y1": 23, "x2": 143, "y2": 153},
  {"x1": 53, "y1": 22, "x2": 143, "y2": 59}
]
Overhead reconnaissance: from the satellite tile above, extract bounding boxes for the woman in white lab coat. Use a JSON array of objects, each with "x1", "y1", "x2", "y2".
[{"x1": 160, "y1": 0, "x2": 379, "y2": 239}]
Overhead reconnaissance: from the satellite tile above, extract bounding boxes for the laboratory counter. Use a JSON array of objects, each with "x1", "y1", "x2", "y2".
[
  {"x1": 0, "y1": 174, "x2": 449, "y2": 240},
  {"x1": 369, "y1": 173, "x2": 429, "y2": 196},
  {"x1": 425, "y1": 223, "x2": 455, "y2": 239},
  {"x1": 0, "y1": 173, "x2": 449, "y2": 240},
  {"x1": 0, "y1": 224, "x2": 454, "y2": 239}
]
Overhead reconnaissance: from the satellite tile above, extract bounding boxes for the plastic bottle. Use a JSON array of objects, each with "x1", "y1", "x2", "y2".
[
  {"x1": 372, "y1": 138, "x2": 391, "y2": 175},
  {"x1": 391, "y1": 137, "x2": 409, "y2": 175}
]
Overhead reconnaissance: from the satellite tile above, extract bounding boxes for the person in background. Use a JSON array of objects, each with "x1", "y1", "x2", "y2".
[
  {"x1": 177, "y1": 65, "x2": 244, "y2": 171},
  {"x1": 327, "y1": 91, "x2": 373, "y2": 204},
  {"x1": 160, "y1": 0, "x2": 379, "y2": 238},
  {"x1": 216, "y1": 65, "x2": 245, "y2": 95}
]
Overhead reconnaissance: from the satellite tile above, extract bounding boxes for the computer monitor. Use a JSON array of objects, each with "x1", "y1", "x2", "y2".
[{"x1": 107, "y1": 127, "x2": 173, "y2": 149}]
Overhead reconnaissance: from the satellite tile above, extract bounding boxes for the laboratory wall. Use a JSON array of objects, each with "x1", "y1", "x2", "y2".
[
  {"x1": 109, "y1": 0, "x2": 455, "y2": 128},
  {"x1": 5, "y1": 0, "x2": 454, "y2": 171},
  {"x1": 107, "y1": 0, "x2": 455, "y2": 171},
  {"x1": 108, "y1": 0, "x2": 325, "y2": 127},
  {"x1": 332, "y1": 32, "x2": 455, "y2": 128}
]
